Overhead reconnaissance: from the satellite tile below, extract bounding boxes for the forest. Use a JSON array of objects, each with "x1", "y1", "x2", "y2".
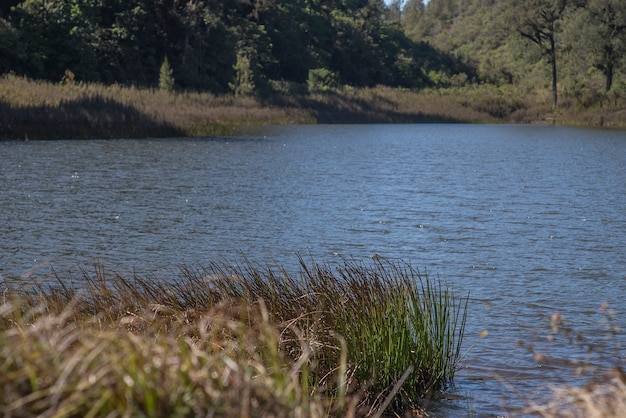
[{"x1": 1, "y1": 0, "x2": 626, "y2": 109}]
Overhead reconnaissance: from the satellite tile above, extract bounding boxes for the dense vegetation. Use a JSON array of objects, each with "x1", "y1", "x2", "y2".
[
  {"x1": 402, "y1": 0, "x2": 626, "y2": 109},
  {"x1": 0, "y1": 258, "x2": 467, "y2": 417},
  {"x1": 2, "y1": 0, "x2": 626, "y2": 107},
  {"x1": 0, "y1": 0, "x2": 442, "y2": 92},
  {"x1": 1, "y1": 73, "x2": 529, "y2": 140}
]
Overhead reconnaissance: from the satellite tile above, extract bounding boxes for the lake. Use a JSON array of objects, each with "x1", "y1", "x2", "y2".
[{"x1": 1, "y1": 124, "x2": 625, "y2": 416}]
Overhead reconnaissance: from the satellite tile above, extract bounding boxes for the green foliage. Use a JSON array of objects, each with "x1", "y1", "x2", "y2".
[
  {"x1": 1, "y1": 0, "x2": 477, "y2": 92},
  {"x1": 159, "y1": 57, "x2": 175, "y2": 92},
  {"x1": 307, "y1": 68, "x2": 340, "y2": 92},
  {"x1": 401, "y1": 0, "x2": 626, "y2": 109},
  {"x1": 2, "y1": 0, "x2": 626, "y2": 100},
  {"x1": 165, "y1": 0, "x2": 237, "y2": 92},
  {"x1": 0, "y1": 18, "x2": 18, "y2": 74},
  {"x1": 428, "y1": 70, "x2": 451, "y2": 87},
  {"x1": 570, "y1": 0, "x2": 626, "y2": 92},
  {"x1": 229, "y1": 49, "x2": 257, "y2": 96}
]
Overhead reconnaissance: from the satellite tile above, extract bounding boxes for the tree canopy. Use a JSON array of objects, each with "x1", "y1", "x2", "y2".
[
  {"x1": 1, "y1": 0, "x2": 625, "y2": 102},
  {"x1": 0, "y1": 0, "x2": 448, "y2": 92}
]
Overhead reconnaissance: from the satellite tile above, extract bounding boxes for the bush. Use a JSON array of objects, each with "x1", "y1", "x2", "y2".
[
  {"x1": 159, "y1": 57, "x2": 175, "y2": 92},
  {"x1": 307, "y1": 68, "x2": 340, "y2": 93},
  {"x1": 427, "y1": 70, "x2": 451, "y2": 87},
  {"x1": 229, "y1": 50, "x2": 256, "y2": 96}
]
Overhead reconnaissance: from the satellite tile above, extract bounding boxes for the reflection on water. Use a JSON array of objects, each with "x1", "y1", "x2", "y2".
[{"x1": 1, "y1": 124, "x2": 626, "y2": 416}]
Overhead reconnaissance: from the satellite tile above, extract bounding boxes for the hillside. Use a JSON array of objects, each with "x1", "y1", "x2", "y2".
[{"x1": 1, "y1": 0, "x2": 625, "y2": 119}]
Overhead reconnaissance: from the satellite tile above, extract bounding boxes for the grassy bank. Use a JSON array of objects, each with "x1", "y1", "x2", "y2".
[
  {"x1": 3, "y1": 262, "x2": 625, "y2": 417},
  {"x1": 0, "y1": 257, "x2": 467, "y2": 417},
  {"x1": 2, "y1": 74, "x2": 624, "y2": 140},
  {"x1": 0, "y1": 74, "x2": 494, "y2": 140}
]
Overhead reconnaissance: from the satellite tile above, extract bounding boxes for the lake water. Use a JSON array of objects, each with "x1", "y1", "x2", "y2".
[{"x1": 1, "y1": 124, "x2": 625, "y2": 416}]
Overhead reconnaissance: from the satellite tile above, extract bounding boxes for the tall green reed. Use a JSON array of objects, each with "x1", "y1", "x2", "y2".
[
  {"x1": 189, "y1": 256, "x2": 468, "y2": 410},
  {"x1": 301, "y1": 258, "x2": 467, "y2": 404}
]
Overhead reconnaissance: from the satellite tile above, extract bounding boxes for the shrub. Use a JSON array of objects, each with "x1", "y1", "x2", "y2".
[
  {"x1": 159, "y1": 56, "x2": 175, "y2": 92},
  {"x1": 307, "y1": 68, "x2": 340, "y2": 93},
  {"x1": 427, "y1": 70, "x2": 451, "y2": 87},
  {"x1": 229, "y1": 50, "x2": 257, "y2": 96}
]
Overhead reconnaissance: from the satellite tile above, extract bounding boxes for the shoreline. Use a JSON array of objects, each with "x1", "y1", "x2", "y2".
[{"x1": 1, "y1": 74, "x2": 625, "y2": 141}]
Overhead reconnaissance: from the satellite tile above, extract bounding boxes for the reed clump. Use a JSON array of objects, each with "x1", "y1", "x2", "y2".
[{"x1": 0, "y1": 257, "x2": 467, "y2": 417}]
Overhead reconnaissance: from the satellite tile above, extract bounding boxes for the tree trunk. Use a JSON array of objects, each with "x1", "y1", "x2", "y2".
[
  {"x1": 550, "y1": 35, "x2": 558, "y2": 110},
  {"x1": 605, "y1": 59, "x2": 614, "y2": 92}
]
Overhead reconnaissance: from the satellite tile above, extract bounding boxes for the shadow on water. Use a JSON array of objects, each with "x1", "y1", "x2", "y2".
[{"x1": 0, "y1": 95, "x2": 183, "y2": 140}]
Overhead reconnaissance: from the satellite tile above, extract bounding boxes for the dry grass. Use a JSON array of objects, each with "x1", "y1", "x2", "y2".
[
  {"x1": 513, "y1": 307, "x2": 626, "y2": 418},
  {"x1": 0, "y1": 74, "x2": 502, "y2": 140},
  {"x1": 523, "y1": 371, "x2": 626, "y2": 418},
  {"x1": 0, "y1": 300, "x2": 333, "y2": 417},
  {"x1": 0, "y1": 257, "x2": 467, "y2": 417},
  {"x1": 0, "y1": 74, "x2": 316, "y2": 139},
  {"x1": 2, "y1": 73, "x2": 624, "y2": 140}
]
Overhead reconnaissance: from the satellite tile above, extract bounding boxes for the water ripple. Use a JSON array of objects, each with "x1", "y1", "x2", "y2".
[{"x1": 1, "y1": 125, "x2": 626, "y2": 416}]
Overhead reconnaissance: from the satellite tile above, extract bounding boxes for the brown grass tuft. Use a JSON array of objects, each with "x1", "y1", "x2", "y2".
[
  {"x1": 0, "y1": 258, "x2": 466, "y2": 417},
  {"x1": 523, "y1": 370, "x2": 626, "y2": 418}
]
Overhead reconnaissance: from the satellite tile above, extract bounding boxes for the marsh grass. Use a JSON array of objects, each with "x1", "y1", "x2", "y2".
[
  {"x1": 189, "y1": 258, "x2": 468, "y2": 404},
  {"x1": 0, "y1": 297, "x2": 331, "y2": 417},
  {"x1": 0, "y1": 74, "x2": 316, "y2": 139},
  {"x1": 3, "y1": 73, "x2": 622, "y2": 140},
  {"x1": 0, "y1": 74, "x2": 507, "y2": 140},
  {"x1": 523, "y1": 373, "x2": 626, "y2": 418},
  {"x1": 0, "y1": 257, "x2": 467, "y2": 417},
  {"x1": 514, "y1": 306, "x2": 626, "y2": 418}
]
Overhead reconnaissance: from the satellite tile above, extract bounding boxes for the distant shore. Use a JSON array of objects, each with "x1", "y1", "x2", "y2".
[{"x1": 1, "y1": 74, "x2": 624, "y2": 141}]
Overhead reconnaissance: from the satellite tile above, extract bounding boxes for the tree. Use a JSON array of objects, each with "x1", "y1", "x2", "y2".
[
  {"x1": 0, "y1": 18, "x2": 18, "y2": 74},
  {"x1": 9, "y1": 0, "x2": 91, "y2": 80},
  {"x1": 0, "y1": 0, "x2": 20, "y2": 18},
  {"x1": 229, "y1": 48, "x2": 257, "y2": 95},
  {"x1": 583, "y1": 0, "x2": 626, "y2": 91},
  {"x1": 515, "y1": 0, "x2": 571, "y2": 109},
  {"x1": 402, "y1": 0, "x2": 426, "y2": 36},
  {"x1": 250, "y1": 0, "x2": 321, "y2": 82},
  {"x1": 159, "y1": 56, "x2": 175, "y2": 91},
  {"x1": 385, "y1": 0, "x2": 403, "y2": 23},
  {"x1": 150, "y1": 0, "x2": 238, "y2": 92},
  {"x1": 401, "y1": 0, "x2": 426, "y2": 40}
]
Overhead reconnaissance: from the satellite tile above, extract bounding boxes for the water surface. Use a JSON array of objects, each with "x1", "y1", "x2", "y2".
[{"x1": 1, "y1": 124, "x2": 625, "y2": 416}]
